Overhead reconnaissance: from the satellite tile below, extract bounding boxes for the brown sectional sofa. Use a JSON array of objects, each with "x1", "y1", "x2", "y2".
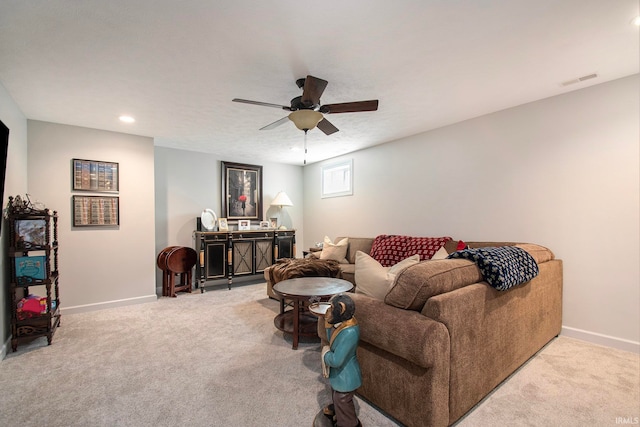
[{"x1": 316, "y1": 237, "x2": 563, "y2": 427}]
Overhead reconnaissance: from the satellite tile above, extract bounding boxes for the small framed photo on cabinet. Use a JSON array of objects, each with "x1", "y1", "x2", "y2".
[{"x1": 238, "y1": 219, "x2": 251, "y2": 230}]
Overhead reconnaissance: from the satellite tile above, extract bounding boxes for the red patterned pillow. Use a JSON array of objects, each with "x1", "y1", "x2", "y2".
[
  {"x1": 369, "y1": 235, "x2": 411, "y2": 267},
  {"x1": 405, "y1": 236, "x2": 452, "y2": 260}
]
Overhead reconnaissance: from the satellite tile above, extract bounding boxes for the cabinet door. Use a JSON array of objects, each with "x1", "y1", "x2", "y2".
[
  {"x1": 255, "y1": 239, "x2": 273, "y2": 272},
  {"x1": 276, "y1": 232, "x2": 295, "y2": 259},
  {"x1": 233, "y1": 241, "x2": 253, "y2": 275},
  {"x1": 205, "y1": 241, "x2": 227, "y2": 279}
]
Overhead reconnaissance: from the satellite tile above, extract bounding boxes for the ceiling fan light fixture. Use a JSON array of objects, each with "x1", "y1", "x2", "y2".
[{"x1": 288, "y1": 110, "x2": 323, "y2": 131}]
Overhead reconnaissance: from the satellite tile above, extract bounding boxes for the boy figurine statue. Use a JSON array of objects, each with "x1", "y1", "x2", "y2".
[{"x1": 320, "y1": 293, "x2": 362, "y2": 427}]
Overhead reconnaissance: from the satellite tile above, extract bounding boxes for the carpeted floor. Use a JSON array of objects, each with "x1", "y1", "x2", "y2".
[{"x1": 0, "y1": 282, "x2": 638, "y2": 427}]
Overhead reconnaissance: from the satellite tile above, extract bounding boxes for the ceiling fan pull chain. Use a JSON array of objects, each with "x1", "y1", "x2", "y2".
[{"x1": 304, "y1": 129, "x2": 308, "y2": 165}]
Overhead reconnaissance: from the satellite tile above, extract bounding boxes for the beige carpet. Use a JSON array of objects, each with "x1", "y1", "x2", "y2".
[{"x1": 0, "y1": 282, "x2": 638, "y2": 427}]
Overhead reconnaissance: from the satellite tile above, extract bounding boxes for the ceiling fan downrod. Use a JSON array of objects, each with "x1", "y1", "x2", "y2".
[{"x1": 304, "y1": 129, "x2": 308, "y2": 165}]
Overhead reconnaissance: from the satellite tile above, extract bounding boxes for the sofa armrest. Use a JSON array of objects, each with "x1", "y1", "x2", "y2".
[{"x1": 320, "y1": 292, "x2": 450, "y2": 369}]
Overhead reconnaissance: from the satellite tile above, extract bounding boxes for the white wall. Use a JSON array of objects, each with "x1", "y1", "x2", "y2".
[
  {"x1": 0, "y1": 82, "x2": 28, "y2": 356},
  {"x1": 154, "y1": 147, "x2": 304, "y2": 289},
  {"x1": 27, "y1": 121, "x2": 157, "y2": 312},
  {"x1": 303, "y1": 75, "x2": 640, "y2": 352}
]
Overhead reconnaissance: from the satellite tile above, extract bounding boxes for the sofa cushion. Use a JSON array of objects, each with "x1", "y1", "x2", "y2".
[
  {"x1": 355, "y1": 251, "x2": 421, "y2": 300},
  {"x1": 319, "y1": 236, "x2": 349, "y2": 263},
  {"x1": 405, "y1": 236, "x2": 452, "y2": 260},
  {"x1": 385, "y1": 259, "x2": 483, "y2": 311},
  {"x1": 370, "y1": 235, "x2": 452, "y2": 266},
  {"x1": 431, "y1": 246, "x2": 449, "y2": 259},
  {"x1": 515, "y1": 243, "x2": 554, "y2": 263},
  {"x1": 335, "y1": 236, "x2": 375, "y2": 264},
  {"x1": 369, "y1": 235, "x2": 411, "y2": 267}
]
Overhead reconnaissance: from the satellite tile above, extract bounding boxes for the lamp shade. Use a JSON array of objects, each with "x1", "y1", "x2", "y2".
[
  {"x1": 271, "y1": 191, "x2": 293, "y2": 207},
  {"x1": 288, "y1": 110, "x2": 323, "y2": 131}
]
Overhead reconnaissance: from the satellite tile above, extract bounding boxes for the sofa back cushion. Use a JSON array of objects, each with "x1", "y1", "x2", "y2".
[
  {"x1": 385, "y1": 259, "x2": 483, "y2": 311},
  {"x1": 385, "y1": 242, "x2": 555, "y2": 311},
  {"x1": 335, "y1": 236, "x2": 375, "y2": 264},
  {"x1": 370, "y1": 235, "x2": 452, "y2": 267}
]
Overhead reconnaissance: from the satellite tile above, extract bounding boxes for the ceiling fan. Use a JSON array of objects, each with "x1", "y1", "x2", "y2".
[{"x1": 232, "y1": 75, "x2": 379, "y2": 135}]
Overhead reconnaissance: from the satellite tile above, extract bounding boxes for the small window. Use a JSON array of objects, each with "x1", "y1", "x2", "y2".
[{"x1": 321, "y1": 159, "x2": 353, "y2": 198}]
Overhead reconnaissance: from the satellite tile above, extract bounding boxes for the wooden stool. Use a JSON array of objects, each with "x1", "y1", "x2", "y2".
[
  {"x1": 165, "y1": 246, "x2": 197, "y2": 297},
  {"x1": 157, "y1": 246, "x2": 179, "y2": 297}
]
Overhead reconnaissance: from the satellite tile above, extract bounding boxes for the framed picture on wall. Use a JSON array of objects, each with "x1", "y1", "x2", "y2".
[
  {"x1": 221, "y1": 161, "x2": 263, "y2": 222},
  {"x1": 73, "y1": 195, "x2": 119, "y2": 226},
  {"x1": 72, "y1": 159, "x2": 119, "y2": 192}
]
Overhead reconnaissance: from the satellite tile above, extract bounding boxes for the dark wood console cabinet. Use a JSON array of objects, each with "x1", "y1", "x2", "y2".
[{"x1": 194, "y1": 229, "x2": 296, "y2": 290}]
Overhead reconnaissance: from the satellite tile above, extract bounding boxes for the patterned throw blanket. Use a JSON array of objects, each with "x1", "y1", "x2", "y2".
[{"x1": 447, "y1": 246, "x2": 539, "y2": 291}]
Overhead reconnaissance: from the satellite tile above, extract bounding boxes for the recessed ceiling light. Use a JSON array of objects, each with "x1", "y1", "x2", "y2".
[{"x1": 119, "y1": 115, "x2": 135, "y2": 123}]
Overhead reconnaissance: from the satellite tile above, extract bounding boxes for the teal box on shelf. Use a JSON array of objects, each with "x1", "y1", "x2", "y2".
[{"x1": 14, "y1": 256, "x2": 47, "y2": 281}]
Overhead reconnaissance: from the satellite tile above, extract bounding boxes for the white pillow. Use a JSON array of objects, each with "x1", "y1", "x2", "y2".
[
  {"x1": 319, "y1": 236, "x2": 349, "y2": 263},
  {"x1": 355, "y1": 251, "x2": 420, "y2": 300},
  {"x1": 431, "y1": 246, "x2": 449, "y2": 260}
]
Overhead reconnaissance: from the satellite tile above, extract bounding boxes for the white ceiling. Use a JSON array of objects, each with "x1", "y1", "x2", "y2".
[{"x1": 1, "y1": 1, "x2": 638, "y2": 165}]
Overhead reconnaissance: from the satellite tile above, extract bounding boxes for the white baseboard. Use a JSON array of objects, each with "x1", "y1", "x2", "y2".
[
  {"x1": 61, "y1": 294, "x2": 158, "y2": 315},
  {"x1": 561, "y1": 326, "x2": 640, "y2": 354}
]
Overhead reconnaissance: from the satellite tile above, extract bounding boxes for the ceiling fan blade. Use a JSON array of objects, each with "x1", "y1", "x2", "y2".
[
  {"x1": 260, "y1": 116, "x2": 290, "y2": 130},
  {"x1": 233, "y1": 98, "x2": 292, "y2": 111},
  {"x1": 301, "y1": 75, "x2": 328, "y2": 107},
  {"x1": 320, "y1": 100, "x2": 379, "y2": 114},
  {"x1": 316, "y1": 118, "x2": 339, "y2": 135}
]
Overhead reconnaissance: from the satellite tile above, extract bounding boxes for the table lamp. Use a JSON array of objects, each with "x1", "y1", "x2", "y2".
[{"x1": 271, "y1": 191, "x2": 293, "y2": 229}]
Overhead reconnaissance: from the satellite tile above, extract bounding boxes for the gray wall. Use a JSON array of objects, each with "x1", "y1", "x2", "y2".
[
  {"x1": 303, "y1": 75, "x2": 640, "y2": 352},
  {"x1": 0, "y1": 82, "x2": 28, "y2": 357},
  {"x1": 27, "y1": 121, "x2": 157, "y2": 311}
]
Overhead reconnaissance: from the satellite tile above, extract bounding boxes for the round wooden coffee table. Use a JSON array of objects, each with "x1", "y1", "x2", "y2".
[{"x1": 272, "y1": 277, "x2": 354, "y2": 350}]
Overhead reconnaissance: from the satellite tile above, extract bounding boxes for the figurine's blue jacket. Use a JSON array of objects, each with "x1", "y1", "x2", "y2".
[{"x1": 324, "y1": 324, "x2": 362, "y2": 392}]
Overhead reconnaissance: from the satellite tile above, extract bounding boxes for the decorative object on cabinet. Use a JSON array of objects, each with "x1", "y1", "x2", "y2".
[
  {"x1": 72, "y1": 195, "x2": 119, "y2": 226},
  {"x1": 194, "y1": 229, "x2": 295, "y2": 291},
  {"x1": 200, "y1": 208, "x2": 217, "y2": 231},
  {"x1": 5, "y1": 195, "x2": 61, "y2": 352},
  {"x1": 72, "y1": 158, "x2": 119, "y2": 192},
  {"x1": 218, "y1": 218, "x2": 229, "y2": 231},
  {"x1": 238, "y1": 219, "x2": 251, "y2": 230},
  {"x1": 259, "y1": 221, "x2": 270, "y2": 229},
  {"x1": 221, "y1": 161, "x2": 263, "y2": 222},
  {"x1": 270, "y1": 191, "x2": 293, "y2": 230}
]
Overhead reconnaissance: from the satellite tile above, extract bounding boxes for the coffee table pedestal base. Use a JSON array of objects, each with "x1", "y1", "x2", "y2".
[{"x1": 274, "y1": 310, "x2": 319, "y2": 349}]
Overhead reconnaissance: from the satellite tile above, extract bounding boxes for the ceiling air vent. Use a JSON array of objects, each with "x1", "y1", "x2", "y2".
[{"x1": 561, "y1": 73, "x2": 598, "y2": 86}]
